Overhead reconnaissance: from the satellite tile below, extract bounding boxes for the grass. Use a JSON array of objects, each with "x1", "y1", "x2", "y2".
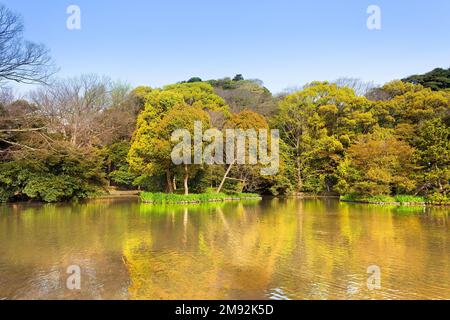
[
  {"x1": 140, "y1": 192, "x2": 261, "y2": 204},
  {"x1": 394, "y1": 195, "x2": 427, "y2": 203},
  {"x1": 340, "y1": 194, "x2": 429, "y2": 205}
]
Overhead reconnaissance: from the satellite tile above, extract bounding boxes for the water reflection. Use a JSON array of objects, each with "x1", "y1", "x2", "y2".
[{"x1": 0, "y1": 198, "x2": 448, "y2": 300}]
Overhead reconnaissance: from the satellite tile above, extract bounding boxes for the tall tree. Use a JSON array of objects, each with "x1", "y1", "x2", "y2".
[
  {"x1": 273, "y1": 82, "x2": 374, "y2": 193},
  {"x1": 128, "y1": 82, "x2": 229, "y2": 193}
]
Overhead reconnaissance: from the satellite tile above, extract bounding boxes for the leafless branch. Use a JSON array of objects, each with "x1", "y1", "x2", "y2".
[{"x1": 0, "y1": 5, "x2": 56, "y2": 85}]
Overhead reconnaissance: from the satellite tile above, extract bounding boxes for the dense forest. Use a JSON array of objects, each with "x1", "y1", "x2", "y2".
[{"x1": 0, "y1": 5, "x2": 449, "y2": 204}]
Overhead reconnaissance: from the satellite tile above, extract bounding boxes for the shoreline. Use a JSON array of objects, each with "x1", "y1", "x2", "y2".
[
  {"x1": 2, "y1": 193, "x2": 448, "y2": 207},
  {"x1": 340, "y1": 199, "x2": 449, "y2": 207}
]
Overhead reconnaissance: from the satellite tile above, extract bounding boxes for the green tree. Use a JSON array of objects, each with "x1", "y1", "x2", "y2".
[
  {"x1": 273, "y1": 82, "x2": 373, "y2": 193},
  {"x1": 159, "y1": 104, "x2": 211, "y2": 195},
  {"x1": 128, "y1": 82, "x2": 228, "y2": 193},
  {"x1": 403, "y1": 67, "x2": 450, "y2": 91},
  {"x1": 0, "y1": 145, "x2": 106, "y2": 202}
]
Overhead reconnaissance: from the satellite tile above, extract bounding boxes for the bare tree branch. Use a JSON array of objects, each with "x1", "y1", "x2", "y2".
[
  {"x1": 0, "y1": 137, "x2": 37, "y2": 150},
  {"x1": 0, "y1": 5, "x2": 56, "y2": 85},
  {"x1": 0, "y1": 127, "x2": 45, "y2": 132}
]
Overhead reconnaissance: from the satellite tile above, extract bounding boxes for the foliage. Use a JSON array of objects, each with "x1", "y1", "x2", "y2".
[
  {"x1": 270, "y1": 78, "x2": 449, "y2": 200},
  {"x1": 410, "y1": 118, "x2": 450, "y2": 196},
  {"x1": 211, "y1": 77, "x2": 277, "y2": 116},
  {"x1": 0, "y1": 146, "x2": 106, "y2": 203},
  {"x1": 403, "y1": 68, "x2": 450, "y2": 91},
  {"x1": 219, "y1": 110, "x2": 274, "y2": 193},
  {"x1": 336, "y1": 129, "x2": 416, "y2": 196},
  {"x1": 273, "y1": 82, "x2": 373, "y2": 193},
  {"x1": 128, "y1": 82, "x2": 227, "y2": 194},
  {"x1": 1, "y1": 63, "x2": 449, "y2": 203},
  {"x1": 103, "y1": 141, "x2": 137, "y2": 189}
]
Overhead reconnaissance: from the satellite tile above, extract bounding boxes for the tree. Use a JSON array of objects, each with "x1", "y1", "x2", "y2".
[
  {"x1": 163, "y1": 82, "x2": 229, "y2": 114},
  {"x1": 127, "y1": 90, "x2": 183, "y2": 193},
  {"x1": 187, "y1": 77, "x2": 202, "y2": 83},
  {"x1": 403, "y1": 67, "x2": 450, "y2": 91},
  {"x1": 217, "y1": 110, "x2": 270, "y2": 193},
  {"x1": 101, "y1": 82, "x2": 143, "y2": 143},
  {"x1": 392, "y1": 85, "x2": 449, "y2": 124},
  {"x1": 232, "y1": 74, "x2": 244, "y2": 82},
  {"x1": 411, "y1": 118, "x2": 449, "y2": 196},
  {"x1": 273, "y1": 82, "x2": 374, "y2": 193},
  {"x1": 212, "y1": 79, "x2": 278, "y2": 116},
  {"x1": 30, "y1": 75, "x2": 111, "y2": 147},
  {"x1": 128, "y1": 82, "x2": 229, "y2": 193},
  {"x1": 366, "y1": 80, "x2": 422, "y2": 101},
  {"x1": 367, "y1": 80, "x2": 450, "y2": 125},
  {"x1": 333, "y1": 77, "x2": 376, "y2": 96},
  {"x1": 0, "y1": 143, "x2": 106, "y2": 202},
  {"x1": 336, "y1": 129, "x2": 416, "y2": 196},
  {"x1": 0, "y1": 5, "x2": 54, "y2": 85},
  {"x1": 31, "y1": 75, "x2": 140, "y2": 147},
  {"x1": 0, "y1": 97, "x2": 46, "y2": 158},
  {"x1": 160, "y1": 104, "x2": 211, "y2": 195},
  {"x1": 131, "y1": 86, "x2": 153, "y2": 111}
]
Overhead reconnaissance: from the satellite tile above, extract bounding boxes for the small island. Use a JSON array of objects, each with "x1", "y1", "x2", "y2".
[
  {"x1": 340, "y1": 194, "x2": 448, "y2": 206},
  {"x1": 140, "y1": 192, "x2": 262, "y2": 204}
]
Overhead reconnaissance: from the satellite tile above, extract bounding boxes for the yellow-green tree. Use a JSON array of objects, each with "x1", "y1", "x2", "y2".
[
  {"x1": 128, "y1": 82, "x2": 229, "y2": 193},
  {"x1": 336, "y1": 128, "x2": 416, "y2": 196},
  {"x1": 159, "y1": 104, "x2": 211, "y2": 195},
  {"x1": 273, "y1": 82, "x2": 373, "y2": 193}
]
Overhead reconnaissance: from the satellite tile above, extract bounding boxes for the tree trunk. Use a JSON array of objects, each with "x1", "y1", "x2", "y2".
[
  {"x1": 173, "y1": 177, "x2": 177, "y2": 191},
  {"x1": 296, "y1": 158, "x2": 303, "y2": 191},
  {"x1": 166, "y1": 169, "x2": 174, "y2": 193},
  {"x1": 184, "y1": 165, "x2": 189, "y2": 195},
  {"x1": 217, "y1": 163, "x2": 234, "y2": 194}
]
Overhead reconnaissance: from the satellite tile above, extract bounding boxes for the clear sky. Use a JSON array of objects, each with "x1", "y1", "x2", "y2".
[{"x1": 3, "y1": 0, "x2": 450, "y2": 93}]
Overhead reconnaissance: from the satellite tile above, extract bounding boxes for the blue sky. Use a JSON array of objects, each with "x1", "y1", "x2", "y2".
[{"x1": 3, "y1": 0, "x2": 450, "y2": 93}]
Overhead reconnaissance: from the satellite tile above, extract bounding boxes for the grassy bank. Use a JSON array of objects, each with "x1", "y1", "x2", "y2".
[
  {"x1": 340, "y1": 194, "x2": 448, "y2": 206},
  {"x1": 140, "y1": 192, "x2": 262, "y2": 204}
]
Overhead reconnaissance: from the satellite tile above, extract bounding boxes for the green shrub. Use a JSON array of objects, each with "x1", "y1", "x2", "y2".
[{"x1": 0, "y1": 149, "x2": 106, "y2": 203}]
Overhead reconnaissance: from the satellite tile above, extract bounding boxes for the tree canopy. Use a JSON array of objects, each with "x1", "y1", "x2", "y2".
[{"x1": 403, "y1": 68, "x2": 450, "y2": 91}]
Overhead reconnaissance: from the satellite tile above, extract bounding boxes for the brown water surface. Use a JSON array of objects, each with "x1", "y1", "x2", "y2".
[{"x1": 0, "y1": 198, "x2": 448, "y2": 300}]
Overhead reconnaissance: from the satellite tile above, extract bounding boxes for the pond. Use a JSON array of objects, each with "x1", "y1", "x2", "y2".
[{"x1": 0, "y1": 198, "x2": 449, "y2": 300}]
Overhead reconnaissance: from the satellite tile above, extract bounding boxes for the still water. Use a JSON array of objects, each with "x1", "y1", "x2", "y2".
[{"x1": 0, "y1": 198, "x2": 449, "y2": 300}]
